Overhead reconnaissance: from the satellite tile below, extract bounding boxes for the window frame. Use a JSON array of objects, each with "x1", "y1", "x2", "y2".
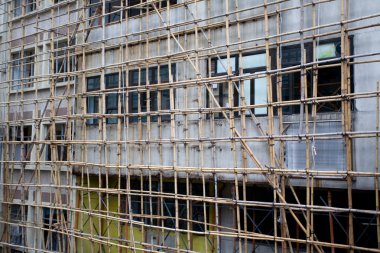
[
  {"x1": 46, "y1": 123, "x2": 68, "y2": 162},
  {"x1": 105, "y1": 72, "x2": 120, "y2": 124},
  {"x1": 128, "y1": 64, "x2": 176, "y2": 123},
  {"x1": 86, "y1": 76, "x2": 101, "y2": 125},
  {"x1": 9, "y1": 125, "x2": 32, "y2": 161},
  {"x1": 241, "y1": 51, "x2": 271, "y2": 116},
  {"x1": 10, "y1": 204, "x2": 28, "y2": 246},
  {"x1": 53, "y1": 40, "x2": 75, "y2": 83},
  {"x1": 89, "y1": 0, "x2": 178, "y2": 26},
  {"x1": 280, "y1": 37, "x2": 353, "y2": 115},
  {"x1": 42, "y1": 207, "x2": 68, "y2": 252},
  {"x1": 11, "y1": 49, "x2": 35, "y2": 90},
  {"x1": 13, "y1": 0, "x2": 36, "y2": 17},
  {"x1": 207, "y1": 52, "x2": 275, "y2": 118}
]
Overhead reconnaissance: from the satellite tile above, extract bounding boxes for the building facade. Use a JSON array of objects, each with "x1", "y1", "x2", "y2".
[{"x1": 0, "y1": 0, "x2": 380, "y2": 252}]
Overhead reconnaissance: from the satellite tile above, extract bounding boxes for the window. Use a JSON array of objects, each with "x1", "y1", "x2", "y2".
[
  {"x1": 54, "y1": 41, "x2": 75, "y2": 82},
  {"x1": 105, "y1": 73, "x2": 120, "y2": 124},
  {"x1": 11, "y1": 50, "x2": 35, "y2": 90},
  {"x1": 129, "y1": 65, "x2": 175, "y2": 122},
  {"x1": 281, "y1": 40, "x2": 345, "y2": 114},
  {"x1": 128, "y1": 0, "x2": 177, "y2": 16},
  {"x1": 46, "y1": 124, "x2": 67, "y2": 161},
  {"x1": 242, "y1": 53, "x2": 268, "y2": 115},
  {"x1": 13, "y1": 0, "x2": 36, "y2": 17},
  {"x1": 89, "y1": 0, "x2": 177, "y2": 26},
  {"x1": 86, "y1": 76, "x2": 100, "y2": 125},
  {"x1": 315, "y1": 41, "x2": 343, "y2": 112},
  {"x1": 89, "y1": 0, "x2": 125, "y2": 25},
  {"x1": 86, "y1": 73, "x2": 121, "y2": 124},
  {"x1": 207, "y1": 53, "x2": 270, "y2": 117},
  {"x1": 43, "y1": 208, "x2": 67, "y2": 252},
  {"x1": 281, "y1": 45, "x2": 312, "y2": 114},
  {"x1": 9, "y1": 126, "x2": 32, "y2": 161},
  {"x1": 26, "y1": 0, "x2": 36, "y2": 13},
  {"x1": 105, "y1": 0, "x2": 123, "y2": 23},
  {"x1": 10, "y1": 205, "x2": 28, "y2": 246},
  {"x1": 13, "y1": 0, "x2": 22, "y2": 16}
]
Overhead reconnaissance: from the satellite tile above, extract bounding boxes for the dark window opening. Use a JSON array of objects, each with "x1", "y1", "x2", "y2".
[
  {"x1": 10, "y1": 205, "x2": 28, "y2": 246},
  {"x1": 127, "y1": 0, "x2": 177, "y2": 17},
  {"x1": 281, "y1": 40, "x2": 348, "y2": 115},
  {"x1": 122, "y1": 179, "x2": 208, "y2": 232},
  {"x1": 128, "y1": 180, "x2": 159, "y2": 225},
  {"x1": 89, "y1": 0, "x2": 177, "y2": 26},
  {"x1": 238, "y1": 186, "x2": 376, "y2": 252},
  {"x1": 46, "y1": 123, "x2": 68, "y2": 161},
  {"x1": 89, "y1": 0, "x2": 125, "y2": 26},
  {"x1": 86, "y1": 74, "x2": 122, "y2": 125},
  {"x1": 9, "y1": 125, "x2": 32, "y2": 161},
  {"x1": 86, "y1": 76, "x2": 101, "y2": 125},
  {"x1": 105, "y1": 73, "x2": 120, "y2": 124},
  {"x1": 43, "y1": 208, "x2": 68, "y2": 252},
  {"x1": 162, "y1": 182, "x2": 207, "y2": 232},
  {"x1": 316, "y1": 65, "x2": 341, "y2": 112}
]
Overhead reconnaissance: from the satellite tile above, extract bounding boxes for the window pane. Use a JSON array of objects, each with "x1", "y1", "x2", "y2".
[
  {"x1": 317, "y1": 43, "x2": 336, "y2": 60},
  {"x1": 131, "y1": 92, "x2": 138, "y2": 112},
  {"x1": 54, "y1": 41, "x2": 74, "y2": 82},
  {"x1": 106, "y1": 94, "x2": 118, "y2": 110},
  {"x1": 12, "y1": 58, "x2": 21, "y2": 90},
  {"x1": 161, "y1": 90, "x2": 170, "y2": 110},
  {"x1": 87, "y1": 96, "x2": 99, "y2": 113},
  {"x1": 87, "y1": 76, "x2": 100, "y2": 91},
  {"x1": 216, "y1": 57, "x2": 236, "y2": 73},
  {"x1": 25, "y1": 0, "x2": 36, "y2": 13},
  {"x1": 106, "y1": 73, "x2": 119, "y2": 89},
  {"x1": 106, "y1": 0, "x2": 122, "y2": 24},
  {"x1": 13, "y1": 0, "x2": 22, "y2": 17},
  {"x1": 282, "y1": 47, "x2": 301, "y2": 65},
  {"x1": 242, "y1": 54, "x2": 266, "y2": 69},
  {"x1": 242, "y1": 80, "x2": 251, "y2": 115},
  {"x1": 160, "y1": 65, "x2": 169, "y2": 83},
  {"x1": 87, "y1": 96, "x2": 99, "y2": 124},
  {"x1": 106, "y1": 93, "x2": 118, "y2": 124},
  {"x1": 128, "y1": 0, "x2": 141, "y2": 17},
  {"x1": 254, "y1": 78, "x2": 267, "y2": 115}
]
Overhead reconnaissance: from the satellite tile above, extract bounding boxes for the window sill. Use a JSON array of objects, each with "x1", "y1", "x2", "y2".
[
  {"x1": 10, "y1": 86, "x2": 35, "y2": 94},
  {"x1": 89, "y1": 3, "x2": 180, "y2": 27},
  {"x1": 12, "y1": 10, "x2": 38, "y2": 21},
  {"x1": 9, "y1": 80, "x2": 75, "y2": 94}
]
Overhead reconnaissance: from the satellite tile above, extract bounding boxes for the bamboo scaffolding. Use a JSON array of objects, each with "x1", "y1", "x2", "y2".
[{"x1": 1, "y1": 0, "x2": 380, "y2": 253}]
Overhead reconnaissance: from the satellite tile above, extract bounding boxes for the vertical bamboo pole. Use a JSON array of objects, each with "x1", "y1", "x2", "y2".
[
  {"x1": 235, "y1": 0, "x2": 248, "y2": 251},
  {"x1": 376, "y1": 81, "x2": 380, "y2": 250},
  {"x1": 264, "y1": 1, "x2": 277, "y2": 252},
  {"x1": 328, "y1": 191, "x2": 335, "y2": 253},
  {"x1": 340, "y1": 1, "x2": 354, "y2": 252},
  {"x1": 117, "y1": 1, "x2": 124, "y2": 251}
]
